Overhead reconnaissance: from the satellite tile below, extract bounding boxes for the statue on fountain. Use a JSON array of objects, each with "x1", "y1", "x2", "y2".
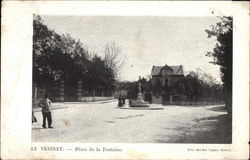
[{"x1": 130, "y1": 76, "x2": 150, "y2": 107}]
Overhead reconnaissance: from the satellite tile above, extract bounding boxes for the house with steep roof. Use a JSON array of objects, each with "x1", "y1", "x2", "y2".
[{"x1": 151, "y1": 64, "x2": 184, "y2": 104}]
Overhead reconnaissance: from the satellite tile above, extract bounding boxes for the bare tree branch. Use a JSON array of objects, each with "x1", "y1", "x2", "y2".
[{"x1": 104, "y1": 41, "x2": 125, "y2": 78}]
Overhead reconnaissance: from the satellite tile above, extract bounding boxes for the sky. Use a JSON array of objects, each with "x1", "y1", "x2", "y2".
[{"x1": 41, "y1": 16, "x2": 221, "y2": 82}]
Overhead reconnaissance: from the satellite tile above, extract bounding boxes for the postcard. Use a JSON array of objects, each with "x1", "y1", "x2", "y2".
[{"x1": 1, "y1": 1, "x2": 249, "y2": 159}]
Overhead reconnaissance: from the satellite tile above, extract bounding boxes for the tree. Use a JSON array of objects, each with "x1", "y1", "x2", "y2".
[
  {"x1": 33, "y1": 15, "x2": 117, "y2": 99},
  {"x1": 33, "y1": 15, "x2": 62, "y2": 88},
  {"x1": 104, "y1": 41, "x2": 125, "y2": 78},
  {"x1": 59, "y1": 34, "x2": 89, "y2": 80},
  {"x1": 184, "y1": 71, "x2": 223, "y2": 103},
  {"x1": 33, "y1": 15, "x2": 91, "y2": 85},
  {"x1": 114, "y1": 77, "x2": 151, "y2": 100},
  {"x1": 184, "y1": 72, "x2": 200, "y2": 101},
  {"x1": 86, "y1": 55, "x2": 115, "y2": 91},
  {"x1": 205, "y1": 16, "x2": 232, "y2": 117}
]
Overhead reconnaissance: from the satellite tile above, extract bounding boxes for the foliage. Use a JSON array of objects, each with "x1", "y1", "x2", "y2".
[
  {"x1": 86, "y1": 55, "x2": 115, "y2": 90},
  {"x1": 115, "y1": 77, "x2": 151, "y2": 99},
  {"x1": 205, "y1": 16, "x2": 232, "y2": 115},
  {"x1": 116, "y1": 71, "x2": 223, "y2": 102},
  {"x1": 184, "y1": 71, "x2": 223, "y2": 101},
  {"x1": 33, "y1": 15, "x2": 115, "y2": 92}
]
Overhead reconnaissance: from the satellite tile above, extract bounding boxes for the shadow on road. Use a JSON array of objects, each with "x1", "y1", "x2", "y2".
[
  {"x1": 158, "y1": 113, "x2": 232, "y2": 144},
  {"x1": 32, "y1": 127, "x2": 46, "y2": 130},
  {"x1": 208, "y1": 105, "x2": 227, "y2": 112}
]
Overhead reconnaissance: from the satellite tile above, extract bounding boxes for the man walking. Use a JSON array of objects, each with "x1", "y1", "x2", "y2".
[{"x1": 38, "y1": 93, "x2": 53, "y2": 128}]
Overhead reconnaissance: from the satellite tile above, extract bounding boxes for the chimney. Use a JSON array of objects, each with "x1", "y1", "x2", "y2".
[{"x1": 180, "y1": 65, "x2": 183, "y2": 74}]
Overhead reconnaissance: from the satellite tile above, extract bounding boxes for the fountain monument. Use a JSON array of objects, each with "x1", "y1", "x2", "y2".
[{"x1": 130, "y1": 77, "x2": 150, "y2": 107}]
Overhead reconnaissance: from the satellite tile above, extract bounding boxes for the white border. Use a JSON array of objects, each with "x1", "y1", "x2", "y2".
[{"x1": 1, "y1": 1, "x2": 249, "y2": 159}]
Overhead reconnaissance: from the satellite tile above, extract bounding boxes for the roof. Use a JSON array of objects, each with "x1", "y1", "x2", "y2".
[{"x1": 151, "y1": 65, "x2": 184, "y2": 76}]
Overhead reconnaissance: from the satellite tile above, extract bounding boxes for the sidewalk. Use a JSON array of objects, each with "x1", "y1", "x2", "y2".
[
  {"x1": 61, "y1": 99, "x2": 116, "y2": 104},
  {"x1": 33, "y1": 99, "x2": 117, "y2": 112}
]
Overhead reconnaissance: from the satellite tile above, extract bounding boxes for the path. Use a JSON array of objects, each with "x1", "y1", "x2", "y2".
[{"x1": 32, "y1": 101, "x2": 231, "y2": 143}]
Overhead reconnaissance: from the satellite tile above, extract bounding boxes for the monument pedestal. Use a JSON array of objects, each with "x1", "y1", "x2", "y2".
[
  {"x1": 118, "y1": 80, "x2": 163, "y2": 109},
  {"x1": 130, "y1": 93, "x2": 149, "y2": 107}
]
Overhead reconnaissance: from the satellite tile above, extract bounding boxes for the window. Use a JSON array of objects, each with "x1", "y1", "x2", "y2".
[
  {"x1": 165, "y1": 79, "x2": 168, "y2": 87},
  {"x1": 162, "y1": 70, "x2": 167, "y2": 76}
]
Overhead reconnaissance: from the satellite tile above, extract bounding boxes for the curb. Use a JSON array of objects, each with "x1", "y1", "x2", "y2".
[{"x1": 33, "y1": 99, "x2": 117, "y2": 112}]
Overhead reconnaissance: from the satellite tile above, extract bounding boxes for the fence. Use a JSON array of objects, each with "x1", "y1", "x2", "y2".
[
  {"x1": 162, "y1": 100, "x2": 224, "y2": 106},
  {"x1": 32, "y1": 84, "x2": 114, "y2": 103}
]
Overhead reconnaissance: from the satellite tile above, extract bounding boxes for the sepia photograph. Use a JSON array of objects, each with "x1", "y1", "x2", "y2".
[
  {"x1": 32, "y1": 16, "x2": 232, "y2": 143},
  {"x1": 2, "y1": 1, "x2": 249, "y2": 159}
]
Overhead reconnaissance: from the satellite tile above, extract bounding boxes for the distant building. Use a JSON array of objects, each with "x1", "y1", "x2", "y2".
[{"x1": 151, "y1": 64, "x2": 184, "y2": 104}]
